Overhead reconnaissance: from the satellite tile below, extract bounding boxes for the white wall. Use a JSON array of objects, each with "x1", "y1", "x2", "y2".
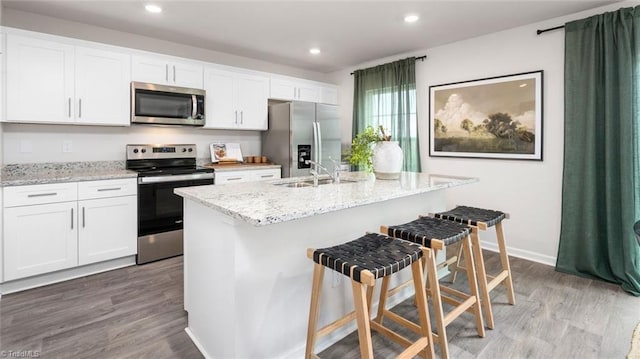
[
  {"x1": 330, "y1": 1, "x2": 637, "y2": 265},
  {"x1": 2, "y1": 124, "x2": 261, "y2": 163},
  {"x1": 0, "y1": 8, "x2": 333, "y2": 164}
]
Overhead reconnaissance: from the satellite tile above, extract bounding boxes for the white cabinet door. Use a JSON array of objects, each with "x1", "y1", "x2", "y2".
[
  {"x1": 320, "y1": 85, "x2": 339, "y2": 105},
  {"x1": 132, "y1": 55, "x2": 203, "y2": 88},
  {"x1": 172, "y1": 60, "x2": 204, "y2": 89},
  {"x1": 75, "y1": 46, "x2": 131, "y2": 126},
  {"x1": 204, "y1": 68, "x2": 268, "y2": 130},
  {"x1": 132, "y1": 55, "x2": 168, "y2": 85},
  {"x1": 4, "y1": 202, "x2": 78, "y2": 281},
  {"x1": 269, "y1": 76, "x2": 320, "y2": 103},
  {"x1": 6, "y1": 35, "x2": 74, "y2": 123},
  {"x1": 296, "y1": 83, "x2": 320, "y2": 103},
  {"x1": 269, "y1": 78, "x2": 297, "y2": 101},
  {"x1": 78, "y1": 196, "x2": 136, "y2": 265},
  {"x1": 203, "y1": 68, "x2": 237, "y2": 129},
  {"x1": 236, "y1": 74, "x2": 269, "y2": 130}
]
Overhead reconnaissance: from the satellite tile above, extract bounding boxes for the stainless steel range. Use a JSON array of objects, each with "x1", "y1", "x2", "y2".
[{"x1": 126, "y1": 144, "x2": 214, "y2": 264}]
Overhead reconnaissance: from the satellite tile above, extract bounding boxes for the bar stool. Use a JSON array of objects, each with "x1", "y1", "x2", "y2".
[
  {"x1": 305, "y1": 233, "x2": 435, "y2": 359},
  {"x1": 434, "y1": 205, "x2": 516, "y2": 330},
  {"x1": 379, "y1": 216, "x2": 485, "y2": 359}
]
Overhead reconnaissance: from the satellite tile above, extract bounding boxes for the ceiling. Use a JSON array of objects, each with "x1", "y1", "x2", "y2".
[{"x1": 1, "y1": 1, "x2": 623, "y2": 73}]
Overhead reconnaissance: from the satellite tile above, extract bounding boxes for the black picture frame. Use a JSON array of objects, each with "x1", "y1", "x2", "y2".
[{"x1": 429, "y1": 70, "x2": 543, "y2": 160}]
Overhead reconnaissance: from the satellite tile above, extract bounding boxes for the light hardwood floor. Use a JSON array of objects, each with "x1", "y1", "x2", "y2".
[{"x1": 1, "y1": 251, "x2": 638, "y2": 358}]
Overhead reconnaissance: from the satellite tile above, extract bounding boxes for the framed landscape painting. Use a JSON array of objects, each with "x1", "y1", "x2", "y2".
[{"x1": 429, "y1": 70, "x2": 543, "y2": 160}]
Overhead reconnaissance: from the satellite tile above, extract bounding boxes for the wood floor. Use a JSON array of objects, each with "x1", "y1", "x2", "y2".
[{"x1": 1, "y1": 251, "x2": 638, "y2": 358}]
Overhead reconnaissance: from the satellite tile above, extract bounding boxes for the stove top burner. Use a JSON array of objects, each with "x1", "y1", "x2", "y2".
[{"x1": 125, "y1": 144, "x2": 214, "y2": 177}]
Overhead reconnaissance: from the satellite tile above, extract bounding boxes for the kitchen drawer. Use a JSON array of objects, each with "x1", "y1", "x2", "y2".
[
  {"x1": 250, "y1": 169, "x2": 281, "y2": 181},
  {"x1": 4, "y1": 182, "x2": 78, "y2": 207},
  {"x1": 215, "y1": 172, "x2": 248, "y2": 184},
  {"x1": 78, "y1": 178, "x2": 137, "y2": 200}
]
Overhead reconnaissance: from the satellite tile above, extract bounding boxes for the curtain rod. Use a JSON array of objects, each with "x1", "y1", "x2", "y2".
[
  {"x1": 350, "y1": 55, "x2": 426, "y2": 75},
  {"x1": 536, "y1": 25, "x2": 565, "y2": 35}
]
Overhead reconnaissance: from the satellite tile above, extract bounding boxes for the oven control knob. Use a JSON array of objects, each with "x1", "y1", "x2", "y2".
[
  {"x1": 141, "y1": 148, "x2": 146, "y2": 153},
  {"x1": 182, "y1": 148, "x2": 187, "y2": 152},
  {"x1": 188, "y1": 148, "x2": 193, "y2": 152},
  {"x1": 133, "y1": 148, "x2": 139, "y2": 154}
]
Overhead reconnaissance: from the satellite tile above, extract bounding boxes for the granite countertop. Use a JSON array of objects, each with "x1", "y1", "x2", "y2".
[
  {"x1": 174, "y1": 172, "x2": 478, "y2": 226},
  {"x1": 202, "y1": 162, "x2": 282, "y2": 172},
  {"x1": 1, "y1": 161, "x2": 138, "y2": 187}
]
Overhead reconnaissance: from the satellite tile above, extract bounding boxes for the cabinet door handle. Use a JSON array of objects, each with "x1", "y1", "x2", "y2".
[
  {"x1": 240, "y1": 111, "x2": 243, "y2": 124},
  {"x1": 68, "y1": 98, "x2": 72, "y2": 117},
  {"x1": 165, "y1": 64, "x2": 169, "y2": 81},
  {"x1": 97, "y1": 187, "x2": 121, "y2": 192},
  {"x1": 28, "y1": 192, "x2": 57, "y2": 198},
  {"x1": 173, "y1": 65, "x2": 176, "y2": 82},
  {"x1": 78, "y1": 98, "x2": 82, "y2": 118},
  {"x1": 227, "y1": 177, "x2": 242, "y2": 181},
  {"x1": 71, "y1": 208, "x2": 74, "y2": 229},
  {"x1": 235, "y1": 110, "x2": 238, "y2": 124},
  {"x1": 82, "y1": 207, "x2": 86, "y2": 228},
  {"x1": 261, "y1": 174, "x2": 274, "y2": 178}
]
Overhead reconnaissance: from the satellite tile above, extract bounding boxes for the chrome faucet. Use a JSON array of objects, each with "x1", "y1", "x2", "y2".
[{"x1": 306, "y1": 158, "x2": 342, "y2": 186}]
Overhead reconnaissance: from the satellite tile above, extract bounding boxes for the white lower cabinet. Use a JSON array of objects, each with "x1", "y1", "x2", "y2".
[
  {"x1": 215, "y1": 168, "x2": 281, "y2": 184},
  {"x1": 78, "y1": 195, "x2": 136, "y2": 265},
  {"x1": 4, "y1": 201, "x2": 78, "y2": 281},
  {"x1": 3, "y1": 178, "x2": 137, "y2": 281}
]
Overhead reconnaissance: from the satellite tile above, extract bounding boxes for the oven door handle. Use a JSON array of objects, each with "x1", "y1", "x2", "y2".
[{"x1": 138, "y1": 173, "x2": 214, "y2": 184}]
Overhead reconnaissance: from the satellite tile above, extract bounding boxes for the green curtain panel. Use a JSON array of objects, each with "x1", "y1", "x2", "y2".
[
  {"x1": 352, "y1": 57, "x2": 421, "y2": 172},
  {"x1": 557, "y1": 6, "x2": 640, "y2": 295}
]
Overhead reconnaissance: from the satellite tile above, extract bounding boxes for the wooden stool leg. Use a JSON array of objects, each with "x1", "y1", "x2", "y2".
[
  {"x1": 305, "y1": 263, "x2": 325, "y2": 359},
  {"x1": 496, "y1": 222, "x2": 516, "y2": 305},
  {"x1": 352, "y1": 280, "x2": 374, "y2": 359},
  {"x1": 424, "y1": 247, "x2": 450, "y2": 359},
  {"x1": 450, "y1": 242, "x2": 464, "y2": 283},
  {"x1": 374, "y1": 276, "x2": 391, "y2": 324},
  {"x1": 470, "y1": 229, "x2": 494, "y2": 329},
  {"x1": 462, "y1": 235, "x2": 486, "y2": 338},
  {"x1": 412, "y1": 255, "x2": 435, "y2": 359}
]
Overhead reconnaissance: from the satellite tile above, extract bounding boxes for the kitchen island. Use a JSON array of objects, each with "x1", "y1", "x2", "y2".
[{"x1": 175, "y1": 172, "x2": 477, "y2": 359}]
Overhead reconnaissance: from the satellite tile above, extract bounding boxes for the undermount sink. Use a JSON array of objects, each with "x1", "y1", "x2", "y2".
[{"x1": 275, "y1": 178, "x2": 357, "y2": 188}]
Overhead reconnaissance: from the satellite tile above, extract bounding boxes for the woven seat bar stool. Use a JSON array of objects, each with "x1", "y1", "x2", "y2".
[
  {"x1": 433, "y1": 205, "x2": 515, "y2": 330},
  {"x1": 305, "y1": 233, "x2": 435, "y2": 359},
  {"x1": 379, "y1": 216, "x2": 485, "y2": 359}
]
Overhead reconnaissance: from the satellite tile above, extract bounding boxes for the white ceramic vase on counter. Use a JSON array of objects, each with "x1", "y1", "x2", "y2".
[{"x1": 372, "y1": 141, "x2": 403, "y2": 179}]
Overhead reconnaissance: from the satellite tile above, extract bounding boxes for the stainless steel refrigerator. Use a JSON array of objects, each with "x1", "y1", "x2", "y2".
[{"x1": 262, "y1": 101, "x2": 340, "y2": 178}]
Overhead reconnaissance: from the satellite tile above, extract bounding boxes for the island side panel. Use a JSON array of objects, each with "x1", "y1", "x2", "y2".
[{"x1": 183, "y1": 191, "x2": 447, "y2": 359}]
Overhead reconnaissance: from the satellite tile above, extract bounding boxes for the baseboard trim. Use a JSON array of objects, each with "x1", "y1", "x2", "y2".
[
  {"x1": 480, "y1": 240, "x2": 556, "y2": 267},
  {"x1": 185, "y1": 327, "x2": 213, "y2": 359},
  {"x1": 0, "y1": 256, "x2": 136, "y2": 296}
]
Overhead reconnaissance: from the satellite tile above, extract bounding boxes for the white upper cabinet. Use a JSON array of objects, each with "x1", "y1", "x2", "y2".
[
  {"x1": 203, "y1": 67, "x2": 269, "y2": 130},
  {"x1": 75, "y1": 47, "x2": 131, "y2": 125},
  {"x1": 269, "y1": 76, "x2": 338, "y2": 105},
  {"x1": 320, "y1": 85, "x2": 339, "y2": 105},
  {"x1": 132, "y1": 55, "x2": 203, "y2": 89},
  {"x1": 5, "y1": 34, "x2": 131, "y2": 126},
  {"x1": 6, "y1": 35, "x2": 74, "y2": 123}
]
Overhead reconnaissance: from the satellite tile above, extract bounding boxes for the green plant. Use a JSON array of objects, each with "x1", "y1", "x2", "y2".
[{"x1": 348, "y1": 126, "x2": 387, "y2": 172}]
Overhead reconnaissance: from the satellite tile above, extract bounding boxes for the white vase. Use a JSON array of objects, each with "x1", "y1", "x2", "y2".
[{"x1": 372, "y1": 141, "x2": 403, "y2": 180}]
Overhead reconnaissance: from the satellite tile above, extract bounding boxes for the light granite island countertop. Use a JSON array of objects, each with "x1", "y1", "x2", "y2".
[
  {"x1": 174, "y1": 172, "x2": 478, "y2": 359},
  {"x1": 175, "y1": 172, "x2": 477, "y2": 226}
]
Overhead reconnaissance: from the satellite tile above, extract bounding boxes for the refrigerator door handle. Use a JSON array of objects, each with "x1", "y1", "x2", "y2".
[
  {"x1": 316, "y1": 122, "x2": 323, "y2": 165},
  {"x1": 312, "y1": 122, "x2": 319, "y2": 163}
]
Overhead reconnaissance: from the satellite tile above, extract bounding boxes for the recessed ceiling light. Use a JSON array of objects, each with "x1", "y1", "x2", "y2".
[
  {"x1": 309, "y1": 48, "x2": 321, "y2": 55},
  {"x1": 404, "y1": 14, "x2": 419, "y2": 23},
  {"x1": 145, "y1": 4, "x2": 163, "y2": 13},
  {"x1": 519, "y1": 83, "x2": 528, "y2": 88}
]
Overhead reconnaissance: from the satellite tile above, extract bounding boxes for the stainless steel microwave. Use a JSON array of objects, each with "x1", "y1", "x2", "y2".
[{"x1": 131, "y1": 81, "x2": 205, "y2": 126}]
